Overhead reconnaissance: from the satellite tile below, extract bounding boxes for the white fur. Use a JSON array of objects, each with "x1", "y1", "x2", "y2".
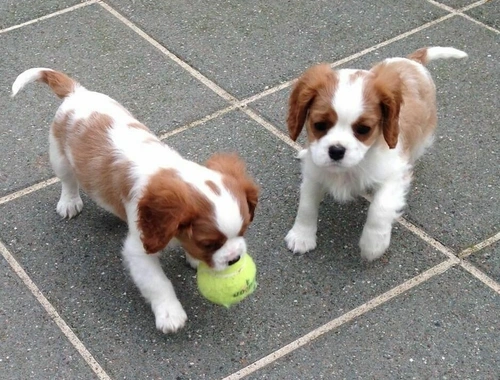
[
  {"x1": 13, "y1": 67, "x2": 248, "y2": 333},
  {"x1": 426, "y1": 47, "x2": 468, "y2": 61},
  {"x1": 11, "y1": 67, "x2": 55, "y2": 97}
]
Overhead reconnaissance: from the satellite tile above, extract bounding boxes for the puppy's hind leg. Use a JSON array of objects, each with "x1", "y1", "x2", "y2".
[{"x1": 49, "y1": 130, "x2": 83, "y2": 219}]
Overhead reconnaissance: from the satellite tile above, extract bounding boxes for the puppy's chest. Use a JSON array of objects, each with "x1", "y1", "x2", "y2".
[{"x1": 323, "y1": 170, "x2": 370, "y2": 202}]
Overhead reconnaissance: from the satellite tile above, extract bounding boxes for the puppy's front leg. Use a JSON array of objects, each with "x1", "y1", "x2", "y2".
[
  {"x1": 285, "y1": 177, "x2": 325, "y2": 254},
  {"x1": 122, "y1": 234, "x2": 187, "y2": 333},
  {"x1": 359, "y1": 176, "x2": 410, "y2": 261}
]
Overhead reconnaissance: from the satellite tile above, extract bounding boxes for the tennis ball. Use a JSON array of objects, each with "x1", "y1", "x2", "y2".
[{"x1": 197, "y1": 253, "x2": 257, "y2": 308}]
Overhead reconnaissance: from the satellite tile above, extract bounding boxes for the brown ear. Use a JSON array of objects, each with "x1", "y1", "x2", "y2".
[
  {"x1": 372, "y1": 65, "x2": 403, "y2": 149},
  {"x1": 287, "y1": 64, "x2": 335, "y2": 141},
  {"x1": 137, "y1": 171, "x2": 195, "y2": 253},
  {"x1": 205, "y1": 153, "x2": 259, "y2": 221}
]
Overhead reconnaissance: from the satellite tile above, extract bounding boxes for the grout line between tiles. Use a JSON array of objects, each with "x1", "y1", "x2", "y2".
[
  {"x1": 458, "y1": 12, "x2": 500, "y2": 34},
  {"x1": 241, "y1": 108, "x2": 303, "y2": 152},
  {"x1": 222, "y1": 259, "x2": 456, "y2": 380},
  {"x1": 459, "y1": 0, "x2": 492, "y2": 12},
  {"x1": 239, "y1": 12, "x2": 457, "y2": 106},
  {"x1": 0, "y1": 177, "x2": 60, "y2": 206},
  {"x1": 425, "y1": 0, "x2": 458, "y2": 13},
  {"x1": 158, "y1": 105, "x2": 236, "y2": 140},
  {"x1": 0, "y1": 0, "x2": 97, "y2": 35},
  {"x1": 0, "y1": 241, "x2": 112, "y2": 380},
  {"x1": 397, "y1": 218, "x2": 459, "y2": 262},
  {"x1": 459, "y1": 231, "x2": 500, "y2": 259},
  {"x1": 97, "y1": 1, "x2": 238, "y2": 104},
  {"x1": 426, "y1": 0, "x2": 499, "y2": 34},
  {"x1": 460, "y1": 260, "x2": 500, "y2": 295}
]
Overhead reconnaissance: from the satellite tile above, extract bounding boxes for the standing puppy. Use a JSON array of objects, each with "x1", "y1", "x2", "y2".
[
  {"x1": 285, "y1": 47, "x2": 467, "y2": 260},
  {"x1": 12, "y1": 68, "x2": 259, "y2": 333}
]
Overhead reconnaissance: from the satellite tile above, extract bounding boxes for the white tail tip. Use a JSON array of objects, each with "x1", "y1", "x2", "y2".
[
  {"x1": 11, "y1": 67, "x2": 54, "y2": 97},
  {"x1": 426, "y1": 47, "x2": 468, "y2": 61}
]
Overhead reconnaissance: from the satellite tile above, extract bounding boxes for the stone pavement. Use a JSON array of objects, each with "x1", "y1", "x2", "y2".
[{"x1": 0, "y1": 0, "x2": 498, "y2": 379}]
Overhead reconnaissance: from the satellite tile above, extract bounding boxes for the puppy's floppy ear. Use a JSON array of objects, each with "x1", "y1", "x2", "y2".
[
  {"x1": 287, "y1": 64, "x2": 335, "y2": 141},
  {"x1": 372, "y1": 64, "x2": 403, "y2": 149},
  {"x1": 137, "y1": 170, "x2": 196, "y2": 254},
  {"x1": 205, "y1": 153, "x2": 259, "y2": 221}
]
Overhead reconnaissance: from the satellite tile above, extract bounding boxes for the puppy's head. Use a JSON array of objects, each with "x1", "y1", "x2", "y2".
[
  {"x1": 287, "y1": 63, "x2": 402, "y2": 170},
  {"x1": 137, "y1": 154, "x2": 258, "y2": 271}
]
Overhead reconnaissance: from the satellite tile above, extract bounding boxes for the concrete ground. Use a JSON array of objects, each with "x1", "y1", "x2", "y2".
[{"x1": 0, "y1": 0, "x2": 498, "y2": 379}]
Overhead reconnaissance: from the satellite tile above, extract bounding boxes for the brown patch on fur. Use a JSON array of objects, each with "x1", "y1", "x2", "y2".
[
  {"x1": 40, "y1": 70, "x2": 75, "y2": 98},
  {"x1": 367, "y1": 58, "x2": 437, "y2": 155},
  {"x1": 351, "y1": 110, "x2": 382, "y2": 146},
  {"x1": 349, "y1": 70, "x2": 367, "y2": 83},
  {"x1": 407, "y1": 47, "x2": 429, "y2": 65},
  {"x1": 67, "y1": 112, "x2": 134, "y2": 220},
  {"x1": 205, "y1": 153, "x2": 259, "y2": 224},
  {"x1": 205, "y1": 180, "x2": 221, "y2": 195},
  {"x1": 137, "y1": 169, "x2": 227, "y2": 266},
  {"x1": 287, "y1": 64, "x2": 338, "y2": 141},
  {"x1": 51, "y1": 111, "x2": 73, "y2": 154},
  {"x1": 370, "y1": 63, "x2": 404, "y2": 149}
]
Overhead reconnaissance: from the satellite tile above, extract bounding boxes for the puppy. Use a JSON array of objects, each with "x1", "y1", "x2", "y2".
[
  {"x1": 12, "y1": 68, "x2": 259, "y2": 333},
  {"x1": 285, "y1": 47, "x2": 467, "y2": 260}
]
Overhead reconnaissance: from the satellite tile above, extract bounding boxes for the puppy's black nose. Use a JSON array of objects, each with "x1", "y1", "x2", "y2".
[
  {"x1": 228, "y1": 256, "x2": 240, "y2": 266},
  {"x1": 328, "y1": 145, "x2": 346, "y2": 161}
]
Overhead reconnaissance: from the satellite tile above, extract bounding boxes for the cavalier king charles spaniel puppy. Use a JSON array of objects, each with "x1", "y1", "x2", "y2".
[
  {"x1": 285, "y1": 47, "x2": 467, "y2": 261},
  {"x1": 12, "y1": 68, "x2": 259, "y2": 333}
]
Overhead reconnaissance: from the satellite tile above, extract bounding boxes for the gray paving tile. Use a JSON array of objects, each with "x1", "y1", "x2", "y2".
[
  {"x1": 467, "y1": 241, "x2": 500, "y2": 283},
  {"x1": 251, "y1": 16, "x2": 500, "y2": 253},
  {"x1": 0, "y1": 256, "x2": 97, "y2": 379},
  {"x1": 0, "y1": 111, "x2": 446, "y2": 379},
  {"x1": 0, "y1": 0, "x2": 82, "y2": 29},
  {"x1": 0, "y1": 4, "x2": 227, "y2": 197},
  {"x1": 250, "y1": 267, "x2": 500, "y2": 379},
  {"x1": 107, "y1": 0, "x2": 447, "y2": 98},
  {"x1": 434, "y1": 0, "x2": 477, "y2": 8},
  {"x1": 466, "y1": 1, "x2": 500, "y2": 29}
]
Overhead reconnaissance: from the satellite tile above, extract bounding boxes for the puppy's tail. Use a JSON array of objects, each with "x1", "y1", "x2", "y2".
[
  {"x1": 407, "y1": 47, "x2": 468, "y2": 65},
  {"x1": 12, "y1": 68, "x2": 78, "y2": 99}
]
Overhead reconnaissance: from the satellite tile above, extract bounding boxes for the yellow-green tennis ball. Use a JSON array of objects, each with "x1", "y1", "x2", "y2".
[{"x1": 197, "y1": 253, "x2": 257, "y2": 308}]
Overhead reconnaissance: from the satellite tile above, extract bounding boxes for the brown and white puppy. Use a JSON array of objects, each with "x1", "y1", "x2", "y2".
[
  {"x1": 285, "y1": 47, "x2": 467, "y2": 260},
  {"x1": 12, "y1": 68, "x2": 259, "y2": 333}
]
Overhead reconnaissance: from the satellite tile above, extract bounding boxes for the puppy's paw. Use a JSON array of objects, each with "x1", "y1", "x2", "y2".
[
  {"x1": 153, "y1": 301, "x2": 188, "y2": 334},
  {"x1": 285, "y1": 227, "x2": 317, "y2": 254},
  {"x1": 56, "y1": 196, "x2": 83, "y2": 219},
  {"x1": 359, "y1": 226, "x2": 391, "y2": 261}
]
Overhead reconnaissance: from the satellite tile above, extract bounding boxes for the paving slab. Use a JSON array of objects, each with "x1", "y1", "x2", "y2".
[
  {"x1": 0, "y1": 110, "x2": 447, "y2": 379},
  {"x1": 249, "y1": 266, "x2": 500, "y2": 379},
  {"x1": 0, "y1": 256, "x2": 97, "y2": 379},
  {"x1": 0, "y1": 3, "x2": 227, "y2": 197},
  {"x1": 0, "y1": 0, "x2": 82, "y2": 30},
  {"x1": 251, "y1": 16, "x2": 500, "y2": 253},
  {"x1": 467, "y1": 241, "x2": 500, "y2": 283},
  {"x1": 106, "y1": 0, "x2": 447, "y2": 98},
  {"x1": 465, "y1": 1, "x2": 500, "y2": 29},
  {"x1": 435, "y1": 0, "x2": 478, "y2": 9}
]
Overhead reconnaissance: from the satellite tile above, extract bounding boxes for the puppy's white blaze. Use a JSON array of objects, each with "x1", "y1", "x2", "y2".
[
  {"x1": 213, "y1": 193, "x2": 243, "y2": 237},
  {"x1": 332, "y1": 69, "x2": 366, "y2": 125},
  {"x1": 174, "y1": 166, "x2": 243, "y2": 238}
]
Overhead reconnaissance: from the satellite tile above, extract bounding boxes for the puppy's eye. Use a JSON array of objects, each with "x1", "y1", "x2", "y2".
[
  {"x1": 354, "y1": 125, "x2": 371, "y2": 135},
  {"x1": 200, "y1": 241, "x2": 221, "y2": 251},
  {"x1": 313, "y1": 122, "x2": 328, "y2": 131}
]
